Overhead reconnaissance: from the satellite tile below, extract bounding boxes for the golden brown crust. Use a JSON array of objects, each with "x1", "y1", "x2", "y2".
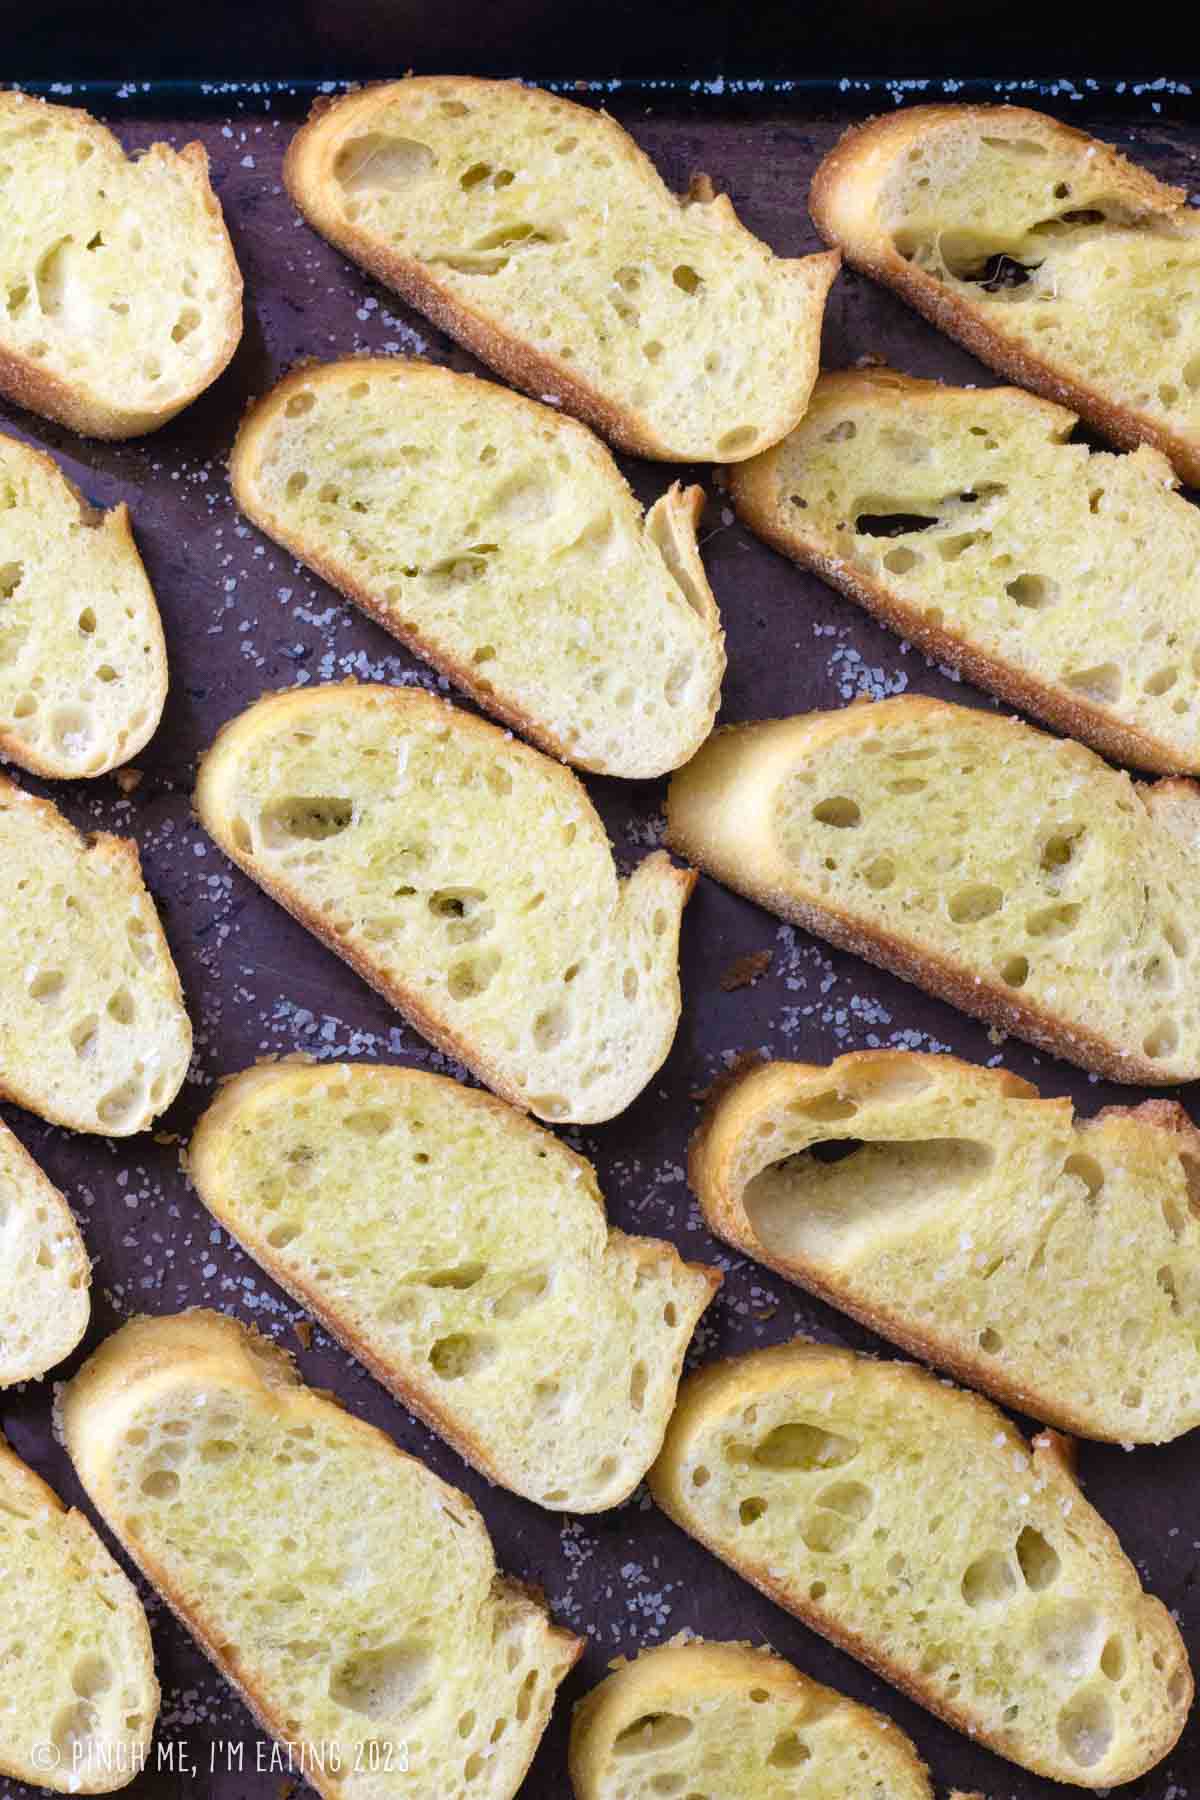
[
  {"x1": 666, "y1": 697, "x2": 1200, "y2": 1085},
  {"x1": 0, "y1": 1117, "x2": 91, "y2": 1385},
  {"x1": 284, "y1": 77, "x2": 840, "y2": 464},
  {"x1": 195, "y1": 682, "x2": 695, "y2": 1121},
  {"x1": 731, "y1": 368, "x2": 1200, "y2": 777},
  {"x1": 568, "y1": 1637, "x2": 934, "y2": 1798},
  {"x1": 0, "y1": 776, "x2": 191, "y2": 1131},
  {"x1": 0, "y1": 95, "x2": 242, "y2": 438},
  {"x1": 648, "y1": 1340, "x2": 1192, "y2": 1785},
  {"x1": 809, "y1": 104, "x2": 1200, "y2": 486},
  {"x1": 0, "y1": 435, "x2": 168, "y2": 777},
  {"x1": 229, "y1": 357, "x2": 722, "y2": 776},
  {"x1": 0, "y1": 1437, "x2": 159, "y2": 1793},
  {"x1": 688, "y1": 1050, "x2": 1200, "y2": 1441},
  {"x1": 188, "y1": 1061, "x2": 721, "y2": 1508},
  {"x1": 63, "y1": 1310, "x2": 580, "y2": 1800}
]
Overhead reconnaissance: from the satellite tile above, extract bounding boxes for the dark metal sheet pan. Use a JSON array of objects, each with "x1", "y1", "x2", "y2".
[{"x1": 2, "y1": 88, "x2": 1199, "y2": 1800}]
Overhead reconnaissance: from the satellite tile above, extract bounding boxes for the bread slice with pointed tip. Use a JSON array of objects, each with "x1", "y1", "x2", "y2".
[
  {"x1": 731, "y1": 367, "x2": 1200, "y2": 776},
  {"x1": 188, "y1": 1061, "x2": 719, "y2": 1510},
  {"x1": 0, "y1": 431, "x2": 167, "y2": 776},
  {"x1": 0, "y1": 1435, "x2": 158, "y2": 1793},
  {"x1": 196, "y1": 683, "x2": 692, "y2": 1123},
  {"x1": 809, "y1": 104, "x2": 1200, "y2": 484},
  {"x1": 667, "y1": 695, "x2": 1200, "y2": 1084},
  {"x1": 230, "y1": 357, "x2": 724, "y2": 778},
  {"x1": 692, "y1": 1049, "x2": 1200, "y2": 1443},
  {"x1": 0, "y1": 1117, "x2": 90, "y2": 1384},
  {"x1": 0, "y1": 776, "x2": 192, "y2": 1133},
  {"x1": 61, "y1": 1309, "x2": 580, "y2": 1800},
  {"x1": 284, "y1": 76, "x2": 839, "y2": 463},
  {"x1": 648, "y1": 1341, "x2": 1191, "y2": 1785},
  {"x1": 569, "y1": 1638, "x2": 936, "y2": 1799},
  {"x1": 0, "y1": 89, "x2": 242, "y2": 438}
]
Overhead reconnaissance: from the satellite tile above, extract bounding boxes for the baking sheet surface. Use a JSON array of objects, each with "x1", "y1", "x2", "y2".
[{"x1": 2, "y1": 100, "x2": 1199, "y2": 1800}]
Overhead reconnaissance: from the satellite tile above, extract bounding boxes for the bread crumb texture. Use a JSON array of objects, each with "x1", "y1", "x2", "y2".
[
  {"x1": 0, "y1": 1440, "x2": 157, "y2": 1793},
  {"x1": 0, "y1": 1120, "x2": 90, "y2": 1384},
  {"x1": 0, "y1": 90, "x2": 242, "y2": 437},
  {"x1": 0, "y1": 434, "x2": 166, "y2": 776},
  {"x1": 734, "y1": 369, "x2": 1200, "y2": 773},
  {"x1": 284, "y1": 77, "x2": 836, "y2": 461},
  {"x1": 62, "y1": 1311, "x2": 577, "y2": 1800},
  {"x1": 694, "y1": 1050, "x2": 1200, "y2": 1442},
  {"x1": 188, "y1": 1062, "x2": 718, "y2": 1509},
  {"x1": 667, "y1": 696, "x2": 1200, "y2": 1083},
  {"x1": 811, "y1": 105, "x2": 1200, "y2": 480},
  {"x1": 649, "y1": 1343, "x2": 1191, "y2": 1785},
  {"x1": 195, "y1": 684, "x2": 690, "y2": 1123},
  {"x1": 568, "y1": 1638, "x2": 934, "y2": 1798},
  {"x1": 232, "y1": 358, "x2": 724, "y2": 777},
  {"x1": 0, "y1": 777, "x2": 192, "y2": 1134}
]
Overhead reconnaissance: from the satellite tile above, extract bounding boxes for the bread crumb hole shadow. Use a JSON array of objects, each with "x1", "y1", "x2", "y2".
[
  {"x1": 1057, "y1": 1688, "x2": 1114, "y2": 1768},
  {"x1": 1006, "y1": 573, "x2": 1056, "y2": 609},
  {"x1": 812, "y1": 796, "x2": 861, "y2": 829},
  {"x1": 613, "y1": 1712, "x2": 693, "y2": 1756},
  {"x1": 768, "y1": 1731, "x2": 811, "y2": 1768},
  {"x1": 1016, "y1": 1526, "x2": 1060, "y2": 1589},
  {"x1": 948, "y1": 883, "x2": 1003, "y2": 924}
]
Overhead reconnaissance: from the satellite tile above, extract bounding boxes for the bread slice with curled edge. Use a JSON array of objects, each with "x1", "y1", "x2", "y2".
[
  {"x1": 692, "y1": 1049, "x2": 1200, "y2": 1444},
  {"x1": 61, "y1": 1309, "x2": 580, "y2": 1800},
  {"x1": 731, "y1": 367, "x2": 1200, "y2": 777},
  {"x1": 196, "y1": 682, "x2": 692, "y2": 1124},
  {"x1": 809, "y1": 104, "x2": 1200, "y2": 486},
  {"x1": 568, "y1": 1637, "x2": 937, "y2": 1800},
  {"x1": 187, "y1": 1061, "x2": 720, "y2": 1510},
  {"x1": 0, "y1": 775, "x2": 192, "y2": 1134},
  {"x1": 0, "y1": 89, "x2": 242, "y2": 439},
  {"x1": 0, "y1": 1117, "x2": 90, "y2": 1384},
  {"x1": 0, "y1": 1435, "x2": 158, "y2": 1794},
  {"x1": 283, "y1": 77, "x2": 839, "y2": 464},
  {"x1": 648, "y1": 1341, "x2": 1192, "y2": 1785},
  {"x1": 667, "y1": 695, "x2": 1200, "y2": 1085},
  {"x1": 230, "y1": 357, "x2": 724, "y2": 778},
  {"x1": 0, "y1": 431, "x2": 167, "y2": 777}
]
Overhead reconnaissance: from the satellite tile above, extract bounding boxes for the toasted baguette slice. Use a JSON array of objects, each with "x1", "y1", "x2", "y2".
[
  {"x1": 284, "y1": 77, "x2": 839, "y2": 463},
  {"x1": 188, "y1": 1062, "x2": 720, "y2": 1510},
  {"x1": 732, "y1": 368, "x2": 1200, "y2": 776},
  {"x1": 0, "y1": 776, "x2": 192, "y2": 1133},
  {"x1": 62, "y1": 1310, "x2": 579, "y2": 1800},
  {"x1": 0, "y1": 432, "x2": 167, "y2": 776},
  {"x1": 0, "y1": 1117, "x2": 90, "y2": 1383},
  {"x1": 196, "y1": 683, "x2": 691, "y2": 1123},
  {"x1": 810, "y1": 105, "x2": 1200, "y2": 485},
  {"x1": 693, "y1": 1050, "x2": 1200, "y2": 1443},
  {"x1": 0, "y1": 90, "x2": 242, "y2": 438},
  {"x1": 648, "y1": 1341, "x2": 1191, "y2": 1784},
  {"x1": 667, "y1": 695, "x2": 1200, "y2": 1085},
  {"x1": 231, "y1": 359, "x2": 725, "y2": 778},
  {"x1": 569, "y1": 1638, "x2": 935, "y2": 1799},
  {"x1": 0, "y1": 1436, "x2": 158, "y2": 1793}
]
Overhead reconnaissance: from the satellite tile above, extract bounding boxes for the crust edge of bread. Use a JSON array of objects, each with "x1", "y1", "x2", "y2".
[
  {"x1": 665, "y1": 697, "x2": 1200, "y2": 1087},
  {"x1": 61, "y1": 1309, "x2": 582, "y2": 1800},
  {"x1": 808, "y1": 103, "x2": 1200, "y2": 486},
  {"x1": 646, "y1": 1338, "x2": 1193, "y2": 1787},
  {"x1": 283, "y1": 77, "x2": 841, "y2": 464},
  {"x1": 689, "y1": 1049, "x2": 1200, "y2": 1442},
  {"x1": 229, "y1": 355, "x2": 726, "y2": 778},
  {"x1": 0, "y1": 94, "x2": 244, "y2": 440},
  {"x1": 187, "y1": 1060, "x2": 721, "y2": 1510},
  {"x1": 730, "y1": 368, "x2": 1200, "y2": 777},
  {"x1": 194, "y1": 682, "x2": 695, "y2": 1125}
]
